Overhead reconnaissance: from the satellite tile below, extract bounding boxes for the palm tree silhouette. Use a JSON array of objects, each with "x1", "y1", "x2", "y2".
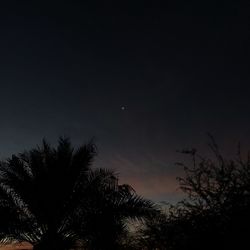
[{"x1": 0, "y1": 138, "x2": 155, "y2": 250}]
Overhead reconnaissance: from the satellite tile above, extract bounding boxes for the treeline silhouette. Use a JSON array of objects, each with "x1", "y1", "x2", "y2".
[
  {"x1": 138, "y1": 137, "x2": 250, "y2": 250},
  {"x1": 0, "y1": 137, "x2": 249, "y2": 250}
]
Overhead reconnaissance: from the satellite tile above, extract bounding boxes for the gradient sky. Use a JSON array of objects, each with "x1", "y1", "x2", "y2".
[{"x1": 0, "y1": 0, "x2": 249, "y2": 202}]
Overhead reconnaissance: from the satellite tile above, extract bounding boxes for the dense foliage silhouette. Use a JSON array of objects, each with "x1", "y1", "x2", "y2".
[
  {"x1": 0, "y1": 138, "x2": 155, "y2": 250},
  {"x1": 138, "y1": 137, "x2": 250, "y2": 249},
  {"x1": 1, "y1": 136, "x2": 249, "y2": 249}
]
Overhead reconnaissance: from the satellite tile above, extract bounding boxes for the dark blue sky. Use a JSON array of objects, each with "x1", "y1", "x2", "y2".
[{"x1": 0, "y1": 0, "x2": 249, "y2": 201}]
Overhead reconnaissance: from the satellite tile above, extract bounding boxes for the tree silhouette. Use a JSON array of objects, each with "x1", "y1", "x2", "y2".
[
  {"x1": 175, "y1": 138, "x2": 250, "y2": 249},
  {"x1": 139, "y1": 137, "x2": 250, "y2": 250},
  {"x1": 0, "y1": 138, "x2": 155, "y2": 250}
]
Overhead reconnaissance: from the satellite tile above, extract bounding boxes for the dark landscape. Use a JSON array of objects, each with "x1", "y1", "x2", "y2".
[{"x1": 0, "y1": 0, "x2": 249, "y2": 249}]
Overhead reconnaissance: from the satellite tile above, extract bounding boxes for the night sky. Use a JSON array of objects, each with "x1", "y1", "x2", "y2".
[{"x1": 0, "y1": 0, "x2": 249, "y2": 202}]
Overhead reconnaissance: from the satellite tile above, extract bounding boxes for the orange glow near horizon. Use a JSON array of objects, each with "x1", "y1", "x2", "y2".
[{"x1": 0, "y1": 242, "x2": 32, "y2": 250}]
